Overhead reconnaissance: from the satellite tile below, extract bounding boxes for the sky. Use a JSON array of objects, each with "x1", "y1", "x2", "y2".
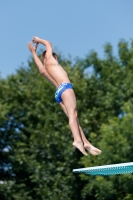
[{"x1": 1, "y1": 0, "x2": 133, "y2": 78}]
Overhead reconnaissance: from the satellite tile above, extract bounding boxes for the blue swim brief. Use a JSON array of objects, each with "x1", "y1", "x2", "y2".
[{"x1": 55, "y1": 82, "x2": 73, "y2": 103}]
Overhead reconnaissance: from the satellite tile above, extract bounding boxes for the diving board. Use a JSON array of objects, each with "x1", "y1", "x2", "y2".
[{"x1": 73, "y1": 162, "x2": 133, "y2": 176}]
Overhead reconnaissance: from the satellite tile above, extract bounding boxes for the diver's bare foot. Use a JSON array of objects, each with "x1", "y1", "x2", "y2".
[
  {"x1": 84, "y1": 143, "x2": 101, "y2": 156},
  {"x1": 73, "y1": 141, "x2": 88, "y2": 156}
]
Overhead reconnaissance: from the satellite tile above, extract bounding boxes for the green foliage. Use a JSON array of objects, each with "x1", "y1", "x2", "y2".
[
  {"x1": 0, "y1": 57, "x2": 83, "y2": 200},
  {"x1": 1, "y1": 39, "x2": 133, "y2": 199},
  {"x1": 80, "y1": 102, "x2": 133, "y2": 200},
  {"x1": 79, "y1": 40, "x2": 133, "y2": 200}
]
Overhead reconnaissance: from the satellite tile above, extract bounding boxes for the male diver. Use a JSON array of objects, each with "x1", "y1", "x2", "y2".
[{"x1": 27, "y1": 36, "x2": 101, "y2": 156}]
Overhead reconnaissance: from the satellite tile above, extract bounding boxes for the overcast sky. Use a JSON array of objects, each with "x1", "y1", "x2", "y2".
[{"x1": 1, "y1": 0, "x2": 133, "y2": 78}]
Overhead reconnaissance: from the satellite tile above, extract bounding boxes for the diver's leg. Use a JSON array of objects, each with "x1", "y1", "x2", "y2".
[
  {"x1": 78, "y1": 121, "x2": 101, "y2": 155},
  {"x1": 60, "y1": 102, "x2": 101, "y2": 155},
  {"x1": 61, "y1": 89, "x2": 88, "y2": 156}
]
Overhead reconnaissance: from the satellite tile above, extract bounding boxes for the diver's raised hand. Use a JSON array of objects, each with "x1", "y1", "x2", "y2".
[
  {"x1": 32, "y1": 36, "x2": 41, "y2": 44},
  {"x1": 27, "y1": 42, "x2": 37, "y2": 53}
]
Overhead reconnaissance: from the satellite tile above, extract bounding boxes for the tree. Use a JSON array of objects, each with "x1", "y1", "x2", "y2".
[
  {"x1": 0, "y1": 55, "x2": 87, "y2": 200},
  {"x1": 80, "y1": 40, "x2": 133, "y2": 200},
  {"x1": 1, "y1": 39, "x2": 133, "y2": 200}
]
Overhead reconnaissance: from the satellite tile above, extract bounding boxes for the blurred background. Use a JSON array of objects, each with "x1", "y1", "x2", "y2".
[{"x1": 1, "y1": 1, "x2": 133, "y2": 200}]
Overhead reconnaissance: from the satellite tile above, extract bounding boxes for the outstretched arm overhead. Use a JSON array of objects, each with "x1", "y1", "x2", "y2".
[
  {"x1": 32, "y1": 36, "x2": 52, "y2": 58},
  {"x1": 27, "y1": 42, "x2": 57, "y2": 87}
]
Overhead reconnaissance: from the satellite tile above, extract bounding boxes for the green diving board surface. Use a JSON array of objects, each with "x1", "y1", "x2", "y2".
[{"x1": 73, "y1": 162, "x2": 133, "y2": 176}]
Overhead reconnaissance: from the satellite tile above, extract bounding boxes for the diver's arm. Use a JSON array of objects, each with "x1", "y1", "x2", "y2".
[
  {"x1": 32, "y1": 52, "x2": 57, "y2": 87},
  {"x1": 32, "y1": 37, "x2": 53, "y2": 58},
  {"x1": 27, "y1": 42, "x2": 57, "y2": 87}
]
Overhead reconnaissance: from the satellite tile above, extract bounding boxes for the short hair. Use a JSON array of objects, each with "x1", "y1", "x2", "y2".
[{"x1": 41, "y1": 51, "x2": 58, "y2": 64}]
